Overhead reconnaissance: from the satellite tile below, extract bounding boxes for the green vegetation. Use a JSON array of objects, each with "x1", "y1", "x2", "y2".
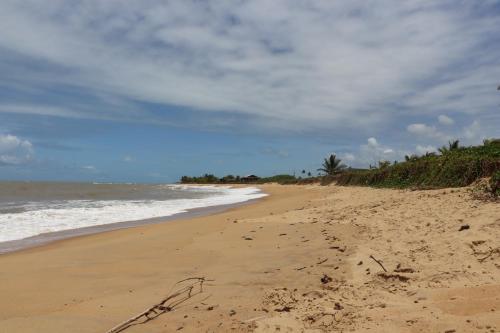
[
  {"x1": 257, "y1": 174, "x2": 298, "y2": 184},
  {"x1": 180, "y1": 173, "x2": 304, "y2": 185},
  {"x1": 490, "y1": 170, "x2": 500, "y2": 197},
  {"x1": 180, "y1": 174, "x2": 220, "y2": 184},
  {"x1": 438, "y1": 139, "x2": 460, "y2": 155},
  {"x1": 335, "y1": 140, "x2": 500, "y2": 189},
  {"x1": 180, "y1": 140, "x2": 499, "y2": 191}
]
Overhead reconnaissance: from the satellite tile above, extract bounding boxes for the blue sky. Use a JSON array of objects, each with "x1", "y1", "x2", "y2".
[{"x1": 0, "y1": 1, "x2": 499, "y2": 183}]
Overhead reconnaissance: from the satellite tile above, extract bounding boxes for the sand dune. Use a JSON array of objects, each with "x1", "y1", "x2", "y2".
[{"x1": 0, "y1": 184, "x2": 498, "y2": 332}]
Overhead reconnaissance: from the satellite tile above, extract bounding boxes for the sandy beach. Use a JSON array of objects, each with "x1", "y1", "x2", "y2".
[{"x1": 0, "y1": 184, "x2": 499, "y2": 333}]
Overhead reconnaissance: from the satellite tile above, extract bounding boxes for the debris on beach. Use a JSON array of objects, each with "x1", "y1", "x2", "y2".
[
  {"x1": 458, "y1": 224, "x2": 470, "y2": 231},
  {"x1": 321, "y1": 274, "x2": 333, "y2": 284}
]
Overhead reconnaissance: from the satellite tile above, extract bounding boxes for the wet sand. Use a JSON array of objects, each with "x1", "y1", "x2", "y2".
[{"x1": 0, "y1": 184, "x2": 498, "y2": 332}]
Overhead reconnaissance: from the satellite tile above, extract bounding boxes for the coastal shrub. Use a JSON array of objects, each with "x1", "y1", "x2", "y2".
[
  {"x1": 257, "y1": 174, "x2": 298, "y2": 184},
  {"x1": 483, "y1": 138, "x2": 500, "y2": 147},
  {"x1": 296, "y1": 176, "x2": 321, "y2": 185},
  {"x1": 335, "y1": 142, "x2": 500, "y2": 189},
  {"x1": 320, "y1": 175, "x2": 336, "y2": 186},
  {"x1": 491, "y1": 171, "x2": 500, "y2": 196}
]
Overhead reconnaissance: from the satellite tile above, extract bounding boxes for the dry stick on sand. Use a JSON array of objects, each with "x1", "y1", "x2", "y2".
[
  {"x1": 478, "y1": 247, "x2": 500, "y2": 262},
  {"x1": 105, "y1": 277, "x2": 209, "y2": 333},
  {"x1": 369, "y1": 255, "x2": 388, "y2": 272}
]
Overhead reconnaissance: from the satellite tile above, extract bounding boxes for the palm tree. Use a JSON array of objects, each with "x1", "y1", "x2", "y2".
[
  {"x1": 438, "y1": 140, "x2": 460, "y2": 155},
  {"x1": 449, "y1": 140, "x2": 460, "y2": 150},
  {"x1": 406, "y1": 154, "x2": 419, "y2": 162},
  {"x1": 318, "y1": 154, "x2": 346, "y2": 175}
]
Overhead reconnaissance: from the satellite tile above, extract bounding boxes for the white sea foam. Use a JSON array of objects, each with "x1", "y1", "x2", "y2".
[{"x1": 0, "y1": 186, "x2": 266, "y2": 243}]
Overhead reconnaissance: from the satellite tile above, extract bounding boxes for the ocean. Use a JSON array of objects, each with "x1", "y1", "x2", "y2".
[{"x1": 0, "y1": 181, "x2": 266, "y2": 250}]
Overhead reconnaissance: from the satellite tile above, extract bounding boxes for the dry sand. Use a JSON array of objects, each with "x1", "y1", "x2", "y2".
[{"x1": 0, "y1": 184, "x2": 498, "y2": 333}]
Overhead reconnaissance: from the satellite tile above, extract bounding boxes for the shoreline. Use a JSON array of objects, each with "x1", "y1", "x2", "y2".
[
  {"x1": 0, "y1": 194, "x2": 266, "y2": 255},
  {"x1": 0, "y1": 184, "x2": 498, "y2": 332}
]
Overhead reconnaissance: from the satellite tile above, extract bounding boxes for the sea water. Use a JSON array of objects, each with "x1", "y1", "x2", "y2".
[{"x1": 0, "y1": 182, "x2": 266, "y2": 244}]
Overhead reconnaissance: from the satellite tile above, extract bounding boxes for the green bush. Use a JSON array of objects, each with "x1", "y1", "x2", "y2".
[
  {"x1": 180, "y1": 173, "x2": 301, "y2": 185},
  {"x1": 180, "y1": 174, "x2": 219, "y2": 183},
  {"x1": 335, "y1": 142, "x2": 500, "y2": 189},
  {"x1": 257, "y1": 174, "x2": 298, "y2": 184},
  {"x1": 490, "y1": 171, "x2": 500, "y2": 196}
]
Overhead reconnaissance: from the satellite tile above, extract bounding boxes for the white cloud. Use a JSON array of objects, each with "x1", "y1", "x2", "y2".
[
  {"x1": 415, "y1": 144, "x2": 437, "y2": 155},
  {"x1": 0, "y1": 134, "x2": 33, "y2": 165},
  {"x1": 407, "y1": 123, "x2": 449, "y2": 141},
  {"x1": 347, "y1": 136, "x2": 447, "y2": 166},
  {"x1": 407, "y1": 123, "x2": 435, "y2": 136},
  {"x1": 0, "y1": 104, "x2": 85, "y2": 118},
  {"x1": 123, "y1": 155, "x2": 134, "y2": 162},
  {"x1": 367, "y1": 137, "x2": 378, "y2": 148},
  {"x1": 341, "y1": 139, "x2": 442, "y2": 167},
  {"x1": 406, "y1": 117, "x2": 491, "y2": 151},
  {"x1": 0, "y1": 1, "x2": 498, "y2": 134},
  {"x1": 342, "y1": 153, "x2": 356, "y2": 162},
  {"x1": 438, "y1": 115, "x2": 454, "y2": 125},
  {"x1": 354, "y1": 137, "x2": 400, "y2": 165},
  {"x1": 463, "y1": 120, "x2": 482, "y2": 141}
]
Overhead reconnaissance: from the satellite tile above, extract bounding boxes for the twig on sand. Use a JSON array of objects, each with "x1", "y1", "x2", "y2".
[
  {"x1": 369, "y1": 255, "x2": 388, "y2": 272},
  {"x1": 478, "y1": 247, "x2": 499, "y2": 262},
  {"x1": 105, "y1": 277, "x2": 209, "y2": 333}
]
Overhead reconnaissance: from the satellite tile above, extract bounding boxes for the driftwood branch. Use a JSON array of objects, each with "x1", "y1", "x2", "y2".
[
  {"x1": 369, "y1": 255, "x2": 387, "y2": 272},
  {"x1": 105, "y1": 277, "x2": 209, "y2": 333}
]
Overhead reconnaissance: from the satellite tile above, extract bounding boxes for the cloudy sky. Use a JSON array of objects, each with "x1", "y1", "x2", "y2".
[{"x1": 1, "y1": 0, "x2": 499, "y2": 182}]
